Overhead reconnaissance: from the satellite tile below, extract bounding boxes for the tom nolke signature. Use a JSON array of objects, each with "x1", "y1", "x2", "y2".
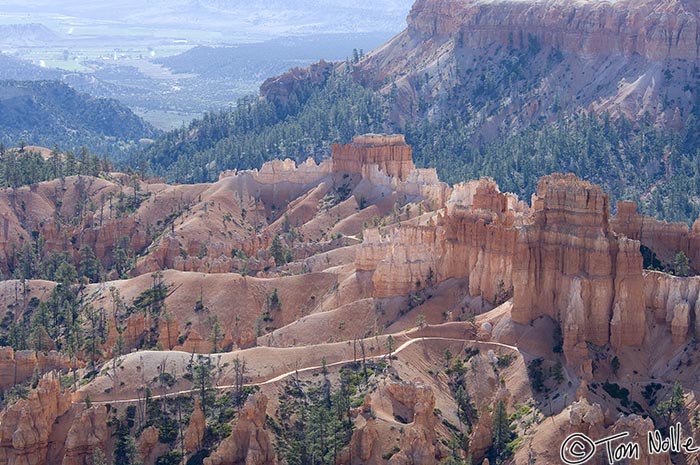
[{"x1": 560, "y1": 423, "x2": 699, "y2": 464}]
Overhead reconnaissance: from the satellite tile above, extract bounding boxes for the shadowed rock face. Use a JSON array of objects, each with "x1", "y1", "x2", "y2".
[
  {"x1": 62, "y1": 406, "x2": 108, "y2": 465},
  {"x1": 612, "y1": 201, "x2": 700, "y2": 273}
]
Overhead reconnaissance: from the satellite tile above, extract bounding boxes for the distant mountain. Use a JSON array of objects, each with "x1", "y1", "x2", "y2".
[
  {"x1": 0, "y1": 80, "x2": 159, "y2": 157},
  {"x1": 0, "y1": 23, "x2": 61, "y2": 47},
  {"x1": 156, "y1": 33, "x2": 396, "y2": 79},
  {"x1": 1, "y1": 0, "x2": 414, "y2": 40}
]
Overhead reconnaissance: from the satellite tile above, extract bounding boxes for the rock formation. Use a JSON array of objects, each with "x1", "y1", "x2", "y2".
[
  {"x1": 0, "y1": 374, "x2": 72, "y2": 465},
  {"x1": 385, "y1": 383, "x2": 443, "y2": 465},
  {"x1": 643, "y1": 271, "x2": 700, "y2": 341},
  {"x1": 0, "y1": 348, "x2": 72, "y2": 392},
  {"x1": 332, "y1": 134, "x2": 415, "y2": 181},
  {"x1": 262, "y1": 0, "x2": 700, "y2": 142},
  {"x1": 355, "y1": 158, "x2": 700, "y2": 372},
  {"x1": 61, "y1": 406, "x2": 108, "y2": 465},
  {"x1": 508, "y1": 175, "x2": 646, "y2": 371},
  {"x1": 612, "y1": 201, "x2": 700, "y2": 273},
  {"x1": 3, "y1": 132, "x2": 700, "y2": 465},
  {"x1": 348, "y1": 382, "x2": 445, "y2": 465},
  {"x1": 407, "y1": 0, "x2": 700, "y2": 61},
  {"x1": 137, "y1": 426, "x2": 159, "y2": 463},
  {"x1": 561, "y1": 398, "x2": 672, "y2": 465},
  {"x1": 204, "y1": 393, "x2": 277, "y2": 465},
  {"x1": 609, "y1": 415, "x2": 672, "y2": 465},
  {"x1": 185, "y1": 399, "x2": 206, "y2": 453},
  {"x1": 358, "y1": 178, "x2": 519, "y2": 301}
]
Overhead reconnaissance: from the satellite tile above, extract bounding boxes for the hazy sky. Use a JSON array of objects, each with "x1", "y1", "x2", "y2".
[{"x1": 0, "y1": 0, "x2": 415, "y2": 43}]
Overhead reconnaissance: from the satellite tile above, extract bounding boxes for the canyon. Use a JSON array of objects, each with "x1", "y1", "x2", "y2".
[
  {"x1": 1, "y1": 0, "x2": 700, "y2": 464},
  {"x1": 0, "y1": 133, "x2": 698, "y2": 465}
]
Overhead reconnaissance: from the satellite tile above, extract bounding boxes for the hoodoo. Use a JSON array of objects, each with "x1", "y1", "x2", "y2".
[
  {"x1": 331, "y1": 134, "x2": 415, "y2": 181},
  {"x1": 0, "y1": 135, "x2": 698, "y2": 465}
]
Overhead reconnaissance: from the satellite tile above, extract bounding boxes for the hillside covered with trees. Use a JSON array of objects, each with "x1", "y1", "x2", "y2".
[
  {"x1": 137, "y1": 63, "x2": 700, "y2": 224},
  {"x1": 0, "y1": 80, "x2": 158, "y2": 159}
]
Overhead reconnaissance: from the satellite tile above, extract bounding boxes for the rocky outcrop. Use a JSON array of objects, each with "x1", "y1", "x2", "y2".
[
  {"x1": 384, "y1": 383, "x2": 443, "y2": 465},
  {"x1": 567, "y1": 398, "x2": 605, "y2": 439},
  {"x1": 348, "y1": 417, "x2": 380, "y2": 464},
  {"x1": 61, "y1": 406, "x2": 108, "y2": 465},
  {"x1": 609, "y1": 415, "x2": 672, "y2": 465},
  {"x1": 407, "y1": 0, "x2": 700, "y2": 61},
  {"x1": 204, "y1": 393, "x2": 277, "y2": 465},
  {"x1": 511, "y1": 174, "x2": 645, "y2": 371},
  {"x1": 643, "y1": 271, "x2": 700, "y2": 341},
  {"x1": 185, "y1": 399, "x2": 206, "y2": 453},
  {"x1": 348, "y1": 382, "x2": 444, "y2": 465},
  {"x1": 359, "y1": 178, "x2": 519, "y2": 302},
  {"x1": 104, "y1": 313, "x2": 151, "y2": 355},
  {"x1": 175, "y1": 329, "x2": 207, "y2": 354},
  {"x1": 260, "y1": 60, "x2": 334, "y2": 110},
  {"x1": 0, "y1": 176, "x2": 155, "y2": 276},
  {"x1": 358, "y1": 170, "x2": 698, "y2": 363},
  {"x1": 258, "y1": 0, "x2": 697, "y2": 142},
  {"x1": 0, "y1": 374, "x2": 72, "y2": 465},
  {"x1": 137, "y1": 426, "x2": 159, "y2": 463},
  {"x1": 612, "y1": 201, "x2": 700, "y2": 273},
  {"x1": 158, "y1": 318, "x2": 180, "y2": 351},
  {"x1": 533, "y1": 394, "x2": 674, "y2": 465},
  {"x1": 610, "y1": 238, "x2": 647, "y2": 348},
  {"x1": 332, "y1": 134, "x2": 415, "y2": 181},
  {"x1": 221, "y1": 157, "x2": 332, "y2": 186},
  {"x1": 330, "y1": 134, "x2": 451, "y2": 207},
  {"x1": 562, "y1": 399, "x2": 671, "y2": 465},
  {"x1": 0, "y1": 347, "x2": 72, "y2": 392}
]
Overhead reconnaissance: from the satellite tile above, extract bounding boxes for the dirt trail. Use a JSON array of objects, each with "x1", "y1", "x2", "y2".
[{"x1": 76, "y1": 337, "x2": 519, "y2": 405}]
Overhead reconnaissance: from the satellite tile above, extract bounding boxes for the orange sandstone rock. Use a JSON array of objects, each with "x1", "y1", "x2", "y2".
[
  {"x1": 612, "y1": 201, "x2": 699, "y2": 273},
  {"x1": 137, "y1": 426, "x2": 159, "y2": 462},
  {"x1": 0, "y1": 348, "x2": 72, "y2": 392},
  {"x1": 511, "y1": 174, "x2": 646, "y2": 369},
  {"x1": 61, "y1": 406, "x2": 108, "y2": 465},
  {"x1": 332, "y1": 135, "x2": 415, "y2": 181},
  {"x1": 0, "y1": 375, "x2": 72, "y2": 465},
  {"x1": 204, "y1": 393, "x2": 277, "y2": 465},
  {"x1": 185, "y1": 399, "x2": 206, "y2": 453}
]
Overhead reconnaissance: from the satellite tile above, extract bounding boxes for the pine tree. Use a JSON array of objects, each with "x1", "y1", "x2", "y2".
[
  {"x1": 30, "y1": 324, "x2": 53, "y2": 352},
  {"x1": 208, "y1": 314, "x2": 223, "y2": 353},
  {"x1": 193, "y1": 356, "x2": 214, "y2": 417},
  {"x1": 78, "y1": 245, "x2": 101, "y2": 283},
  {"x1": 674, "y1": 251, "x2": 691, "y2": 277},
  {"x1": 270, "y1": 234, "x2": 286, "y2": 266},
  {"x1": 455, "y1": 385, "x2": 478, "y2": 432},
  {"x1": 491, "y1": 399, "x2": 514, "y2": 462},
  {"x1": 113, "y1": 416, "x2": 137, "y2": 465}
]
